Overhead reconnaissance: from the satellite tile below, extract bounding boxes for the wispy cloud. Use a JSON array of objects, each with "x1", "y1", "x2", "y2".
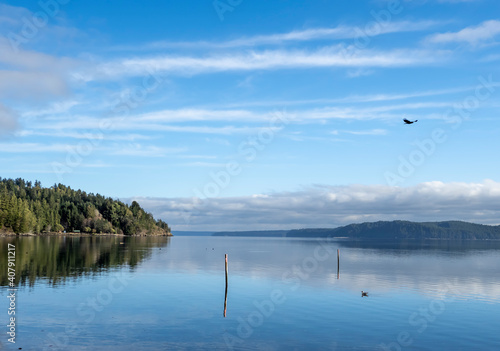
[
  {"x1": 138, "y1": 108, "x2": 260, "y2": 123},
  {"x1": 346, "y1": 68, "x2": 374, "y2": 78},
  {"x1": 0, "y1": 141, "x2": 185, "y2": 157},
  {"x1": 16, "y1": 130, "x2": 154, "y2": 141},
  {"x1": 426, "y1": 20, "x2": 500, "y2": 46},
  {"x1": 291, "y1": 101, "x2": 456, "y2": 122},
  {"x1": 0, "y1": 142, "x2": 70, "y2": 153},
  {"x1": 133, "y1": 180, "x2": 500, "y2": 231},
  {"x1": 175, "y1": 154, "x2": 218, "y2": 160},
  {"x1": 0, "y1": 70, "x2": 69, "y2": 100},
  {"x1": 109, "y1": 144, "x2": 186, "y2": 157},
  {"x1": 21, "y1": 100, "x2": 81, "y2": 118},
  {"x1": 23, "y1": 99, "x2": 464, "y2": 138},
  {"x1": 32, "y1": 114, "x2": 263, "y2": 134},
  {"x1": 219, "y1": 83, "x2": 500, "y2": 109},
  {"x1": 332, "y1": 129, "x2": 388, "y2": 136},
  {"x1": 88, "y1": 47, "x2": 444, "y2": 80},
  {"x1": 0, "y1": 36, "x2": 72, "y2": 70},
  {"x1": 0, "y1": 4, "x2": 32, "y2": 28},
  {"x1": 0, "y1": 43, "x2": 79, "y2": 112},
  {"x1": 0, "y1": 36, "x2": 78, "y2": 101},
  {"x1": 113, "y1": 21, "x2": 440, "y2": 51},
  {"x1": 180, "y1": 161, "x2": 229, "y2": 167},
  {"x1": 0, "y1": 103, "x2": 19, "y2": 137},
  {"x1": 205, "y1": 138, "x2": 231, "y2": 147}
]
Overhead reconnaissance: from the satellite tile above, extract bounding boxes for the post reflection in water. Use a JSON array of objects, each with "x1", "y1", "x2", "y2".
[
  {"x1": 337, "y1": 248, "x2": 340, "y2": 279},
  {"x1": 223, "y1": 283, "x2": 228, "y2": 318},
  {"x1": 224, "y1": 253, "x2": 228, "y2": 317}
]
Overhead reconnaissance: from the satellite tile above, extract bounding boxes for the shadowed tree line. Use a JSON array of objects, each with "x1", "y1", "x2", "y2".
[
  {"x1": 287, "y1": 220, "x2": 500, "y2": 239},
  {"x1": 214, "y1": 221, "x2": 500, "y2": 240},
  {"x1": 0, "y1": 177, "x2": 171, "y2": 235},
  {"x1": 0, "y1": 235, "x2": 170, "y2": 287}
]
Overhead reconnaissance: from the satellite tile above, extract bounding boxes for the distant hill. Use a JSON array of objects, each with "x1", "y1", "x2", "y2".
[
  {"x1": 0, "y1": 177, "x2": 171, "y2": 236},
  {"x1": 212, "y1": 221, "x2": 500, "y2": 240}
]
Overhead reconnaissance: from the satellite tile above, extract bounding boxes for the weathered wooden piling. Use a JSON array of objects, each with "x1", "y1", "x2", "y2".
[{"x1": 225, "y1": 254, "x2": 228, "y2": 286}]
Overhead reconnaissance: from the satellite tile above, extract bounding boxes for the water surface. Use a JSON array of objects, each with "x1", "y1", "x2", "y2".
[{"x1": 1, "y1": 236, "x2": 499, "y2": 350}]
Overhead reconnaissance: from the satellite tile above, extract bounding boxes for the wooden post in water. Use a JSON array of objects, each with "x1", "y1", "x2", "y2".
[
  {"x1": 337, "y1": 249, "x2": 340, "y2": 279},
  {"x1": 225, "y1": 254, "x2": 228, "y2": 287}
]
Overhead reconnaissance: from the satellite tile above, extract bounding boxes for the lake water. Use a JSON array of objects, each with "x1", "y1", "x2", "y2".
[{"x1": 1, "y1": 236, "x2": 500, "y2": 350}]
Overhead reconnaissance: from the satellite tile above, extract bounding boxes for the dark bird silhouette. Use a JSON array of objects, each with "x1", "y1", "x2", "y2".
[
  {"x1": 403, "y1": 118, "x2": 418, "y2": 124},
  {"x1": 361, "y1": 291, "x2": 369, "y2": 297}
]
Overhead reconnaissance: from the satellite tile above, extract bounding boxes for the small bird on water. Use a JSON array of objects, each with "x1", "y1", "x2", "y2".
[{"x1": 361, "y1": 291, "x2": 369, "y2": 297}]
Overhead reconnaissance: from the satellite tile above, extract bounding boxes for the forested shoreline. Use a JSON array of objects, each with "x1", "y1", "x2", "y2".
[{"x1": 0, "y1": 178, "x2": 170, "y2": 236}]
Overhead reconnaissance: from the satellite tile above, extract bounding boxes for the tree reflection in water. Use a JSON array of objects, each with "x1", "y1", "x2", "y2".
[{"x1": 0, "y1": 235, "x2": 170, "y2": 287}]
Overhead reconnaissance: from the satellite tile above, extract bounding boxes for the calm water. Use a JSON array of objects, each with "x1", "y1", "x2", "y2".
[{"x1": 1, "y1": 236, "x2": 500, "y2": 350}]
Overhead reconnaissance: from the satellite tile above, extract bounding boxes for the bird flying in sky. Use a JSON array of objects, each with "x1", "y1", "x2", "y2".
[{"x1": 403, "y1": 118, "x2": 418, "y2": 124}]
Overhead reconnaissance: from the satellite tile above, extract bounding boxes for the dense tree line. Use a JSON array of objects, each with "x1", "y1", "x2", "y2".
[{"x1": 0, "y1": 178, "x2": 170, "y2": 235}]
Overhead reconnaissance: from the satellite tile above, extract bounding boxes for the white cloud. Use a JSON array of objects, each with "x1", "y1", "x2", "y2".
[
  {"x1": 220, "y1": 83, "x2": 500, "y2": 109},
  {"x1": 426, "y1": 20, "x2": 500, "y2": 46},
  {"x1": 87, "y1": 47, "x2": 443, "y2": 80},
  {"x1": 175, "y1": 154, "x2": 218, "y2": 160},
  {"x1": 0, "y1": 142, "x2": 70, "y2": 153},
  {"x1": 0, "y1": 4, "x2": 31, "y2": 27},
  {"x1": 114, "y1": 21, "x2": 439, "y2": 51},
  {"x1": 16, "y1": 130, "x2": 153, "y2": 141},
  {"x1": 0, "y1": 37, "x2": 78, "y2": 101},
  {"x1": 132, "y1": 180, "x2": 500, "y2": 231},
  {"x1": 109, "y1": 144, "x2": 186, "y2": 157},
  {"x1": 205, "y1": 138, "x2": 231, "y2": 146},
  {"x1": 0, "y1": 103, "x2": 19, "y2": 137},
  {"x1": 180, "y1": 161, "x2": 229, "y2": 168},
  {"x1": 346, "y1": 68, "x2": 374, "y2": 78},
  {"x1": 0, "y1": 141, "x2": 186, "y2": 158},
  {"x1": 333, "y1": 129, "x2": 388, "y2": 136},
  {"x1": 138, "y1": 108, "x2": 260, "y2": 123},
  {"x1": 0, "y1": 3, "x2": 84, "y2": 50},
  {"x1": 32, "y1": 114, "x2": 263, "y2": 134},
  {"x1": 21, "y1": 100, "x2": 80, "y2": 118},
  {"x1": 0, "y1": 36, "x2": 70, "y2": 70},
  {"x1": 23, "y1": 99, "x2": 464, "y2": 138},
  {"x1": 0, "y1": 70, "x2": 68, "y2": 100},
  {"x1": 0, "y1": 37, "x2": 76, "y2": 101}
]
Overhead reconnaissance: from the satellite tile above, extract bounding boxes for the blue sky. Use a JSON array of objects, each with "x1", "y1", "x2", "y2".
[{"x1": 1, "y1": 0, "x2": 500, "y2": 230}]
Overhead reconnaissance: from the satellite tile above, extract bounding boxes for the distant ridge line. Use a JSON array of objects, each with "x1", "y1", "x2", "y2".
[{"x1": 212, "y1": 220, "x2": 500, "y2": 240}]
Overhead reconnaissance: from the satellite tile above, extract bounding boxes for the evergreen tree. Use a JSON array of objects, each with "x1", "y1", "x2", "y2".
[{"x1": 0, "y1": 178, "x2": 171, "y2": 235}]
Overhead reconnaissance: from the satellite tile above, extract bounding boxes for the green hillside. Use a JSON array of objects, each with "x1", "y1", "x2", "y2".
[
  {"x1": 0, "y1": 177, "x2": 170, "y2": 236},
  {"x1": 213, "y1": 220, "x2": 500, "y2": 240}
]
